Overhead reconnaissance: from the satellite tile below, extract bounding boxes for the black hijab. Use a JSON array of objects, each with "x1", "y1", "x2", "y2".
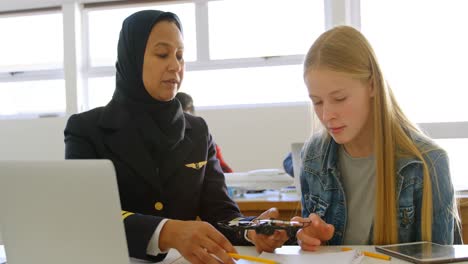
[{"x1": 112, "y1": 10, "x2": 185, "y2": 152}]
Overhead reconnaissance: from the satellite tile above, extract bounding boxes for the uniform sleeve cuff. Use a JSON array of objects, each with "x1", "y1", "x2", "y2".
[{"x1": 146, "y1": 218, "x2": 170, "y2": 256}]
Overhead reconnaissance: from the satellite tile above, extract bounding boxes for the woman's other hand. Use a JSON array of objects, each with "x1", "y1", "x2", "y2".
[
  {"x1": 159, "y1": 220, "x2": 236, "y2": 264},
  {"x1": 247, "y1": 208, "x2": 289, "y2": 253}
]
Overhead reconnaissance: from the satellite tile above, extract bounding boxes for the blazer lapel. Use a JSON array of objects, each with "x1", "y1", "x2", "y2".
[
  {"x1": 99, "y1": 101, "x2": 162, "y2": 194},
  {"x1": 160, "y1": 116, "x2": 194, "y2": 184}
]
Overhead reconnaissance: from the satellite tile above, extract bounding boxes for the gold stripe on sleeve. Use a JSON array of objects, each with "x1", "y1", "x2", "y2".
[{"x1": 121, "y1": 211, "x2": 135, "y2": 220}]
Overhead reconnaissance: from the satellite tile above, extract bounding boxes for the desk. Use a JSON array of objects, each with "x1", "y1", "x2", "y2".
[
  {"x1": 2, "y1": 245, "x2": 467, "y2": 264},
  {"x1": 2, "y1": 199, "x2": 466, "y2": 263},
  {"x1": 459, "y1": 196, "x2": 468, "y2": 243},
  {"x1": 153, "y1": 246, "x2": 441, "y2": 264},
  {"x1": 0, "y1": 245, "x2": 180, "y2": 264},
  {"x1": 163, "y1": 245, "x2": 468, "y2": 264},
  {"x1": 234, "y1": 191, "x2": 301, "y2": 221}
]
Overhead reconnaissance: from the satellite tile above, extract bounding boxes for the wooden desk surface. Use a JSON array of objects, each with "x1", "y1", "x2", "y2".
[
  {"x1": 234, "y1": 191, "x2": 301, "y2": 220},
  {"x1": 459, "y1": 197, "x2": 468, "y2": 243}
]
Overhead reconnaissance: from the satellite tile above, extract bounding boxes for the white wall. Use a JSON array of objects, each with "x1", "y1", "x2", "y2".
[
  {"x1": 198, "y1": 103, "x2": 312, "y2": 171},
  {"x1": 0, "y1": 104, "x2": 312, "y2": 170},
  {"x1": 0, "y1": 117, "x2": 66, "y2": 160}
]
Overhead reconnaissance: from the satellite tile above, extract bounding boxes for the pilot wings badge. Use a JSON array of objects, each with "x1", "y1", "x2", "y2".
[{"x1": 185, "y1": 161, "x2": 207, "y2": 170}]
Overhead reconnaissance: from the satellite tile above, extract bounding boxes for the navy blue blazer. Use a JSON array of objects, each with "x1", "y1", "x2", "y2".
[{"x1": 64, "y1": 100, "x2": 248, "y2": 261}]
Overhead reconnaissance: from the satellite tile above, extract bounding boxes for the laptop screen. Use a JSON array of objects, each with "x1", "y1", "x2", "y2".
[{"x1": 0, "y1": 160, "x2": 129, "y2": 264}]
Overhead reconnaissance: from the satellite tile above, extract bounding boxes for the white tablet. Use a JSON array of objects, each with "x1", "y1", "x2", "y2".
[{"x1": 375, "y1": 242, "x2": 468, "y2": 264}]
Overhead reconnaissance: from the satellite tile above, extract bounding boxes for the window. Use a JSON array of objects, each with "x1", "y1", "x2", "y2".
[
  {"x1": 183, "y1": 65, "x2": 307, "y2": 106},
  {"x1": 435, "y1": 138, "x2": 468, "y2": 191},
  {"x1": 361, "y1": 0, "x2": 468, "y2": 190},
  {"x1": 87, "y1": 66, "x2": 309, "y2": 109},
  {"x1": 85, "y1": 0, "x2": 324, "y2": 108},
  {"x1": 0, "y1": 80, "x2": 65, "y2": 117},
  {"x1": 0, "y1": 11, "x2": 64, "y2": 118},
  {"x1": 360, "y1": 0, "x2": 468, "y2": 123},
  {"x1": 87, "y1": 77, "x2": 114, "y2": 109},
  {"x1": 87, "y1": 3, "x2": 196, "y2": 67},
  {"x1": 85, "y1": 2, "x2": 196, "y2": 108},
  {"x1": 208, "y1": 0, "x2": 324, "y2": 59},
  {"x1": 0, "y1": 12, "x2": 63, "y2": 70}
]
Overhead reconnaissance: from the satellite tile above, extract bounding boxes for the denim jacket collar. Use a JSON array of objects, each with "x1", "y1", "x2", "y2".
[{"x1": 310, "y1": 138, "x2": 340, "y2": 190}]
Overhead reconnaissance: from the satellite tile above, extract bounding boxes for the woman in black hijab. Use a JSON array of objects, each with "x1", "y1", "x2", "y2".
[{"x1": 64, "y1": 10, "x2": 288, "y2": 263}]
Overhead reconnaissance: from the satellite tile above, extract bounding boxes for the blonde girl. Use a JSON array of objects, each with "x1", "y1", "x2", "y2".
[{"x1": 292, "y1": 26, "x2": 457, "y2": 249}]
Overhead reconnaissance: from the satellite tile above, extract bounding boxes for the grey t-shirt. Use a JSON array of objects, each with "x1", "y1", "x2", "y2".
[{"x1": 338, "y1": 145, "x2": 376, "y2": 245}]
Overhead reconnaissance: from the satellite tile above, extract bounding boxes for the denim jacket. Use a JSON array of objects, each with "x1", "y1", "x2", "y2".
[{"x1": 300, "y1": 133, "x2": 455, "y2": 245}]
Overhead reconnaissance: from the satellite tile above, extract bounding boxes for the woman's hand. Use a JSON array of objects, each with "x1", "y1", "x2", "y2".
[
  {"x1": 291, "y1": 213, "x2": 334, "y2": 251},
  {"x1": 159, "y1": 220, "x2": 236, "y2": 264},
  {"x1": 247, "y1": 208, "x2": 290, "y2": 253}
]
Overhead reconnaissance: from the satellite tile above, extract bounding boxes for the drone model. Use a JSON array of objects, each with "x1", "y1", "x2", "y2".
[{"x1": 218, "y1": 218, "x2": 311, "y2": 238}]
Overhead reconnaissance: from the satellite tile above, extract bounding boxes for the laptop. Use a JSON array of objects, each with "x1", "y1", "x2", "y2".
[{"x1": 0, "y1": 160, "x2": 129, "y2": 264}]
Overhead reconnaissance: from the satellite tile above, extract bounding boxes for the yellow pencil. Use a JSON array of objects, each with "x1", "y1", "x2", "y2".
[
  {"x1": 342, "y1": 247, "x2": 391, "y2": 261},
  {"x1": 228, "y1": 253, "x2": 277, "y2": 264}
]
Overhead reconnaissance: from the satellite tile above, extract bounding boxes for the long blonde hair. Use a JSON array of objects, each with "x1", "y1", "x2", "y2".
[{"x1": 303, "y1": 25, "x2": 434, "y2": 244}]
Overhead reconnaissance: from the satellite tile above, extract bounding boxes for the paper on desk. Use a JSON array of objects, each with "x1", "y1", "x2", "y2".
[{"x1": 259, "y1": 250, "x2": 363, "y2": 264}]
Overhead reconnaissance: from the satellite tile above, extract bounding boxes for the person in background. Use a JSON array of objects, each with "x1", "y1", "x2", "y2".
[
  {"x1": 292, "y1": 25, "x2": 459, "y2": 250},
  {"x1": 174, "y1": 91, "x2": 194, "y2": 114},
  {"x1": 64, "y1": 10, "x2": 289, "y2": 263},
  {"x1": 176, "y1": 92, "x2": 233, "y2": 173}
]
